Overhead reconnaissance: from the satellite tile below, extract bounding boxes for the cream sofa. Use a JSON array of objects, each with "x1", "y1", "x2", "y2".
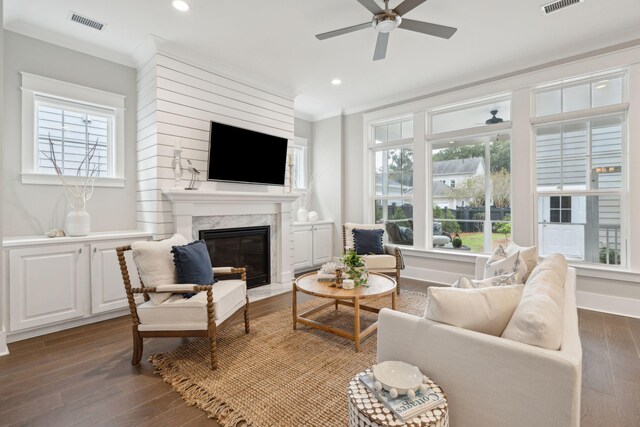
[{"x1": 377, "y1": 255, "x2": 582, "y2": 427}]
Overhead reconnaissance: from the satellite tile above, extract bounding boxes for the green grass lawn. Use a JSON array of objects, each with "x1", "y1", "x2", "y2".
[{"x1": 458, "y1": 232, "x2": 509, "y2": 253}]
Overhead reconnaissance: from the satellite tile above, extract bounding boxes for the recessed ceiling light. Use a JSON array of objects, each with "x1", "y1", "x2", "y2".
[
  {"x1": 172, "y1": 0, "x2": 190, "y2": 12},
  {"x1": 331, "y1": 79, "x2": 342, "y2": 85},
  {"x1": 449, "y1": 140, "x2": 455, "y2": 144}
]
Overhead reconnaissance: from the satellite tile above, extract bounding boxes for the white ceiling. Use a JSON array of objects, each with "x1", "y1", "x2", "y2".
[{"x1": 5, "y1": 0, "x2": 640, "y2": 121}]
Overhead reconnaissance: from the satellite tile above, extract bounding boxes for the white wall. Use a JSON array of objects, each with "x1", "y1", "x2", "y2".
[
  {"x1": 136, "y1": 52, "x2": 295, "y2": 239},
  {"x1": 0, "y1": 0, "x2": 8, "y2": 356},
  {"x1": 2, "y1": 31, "x2": 138, "y2": 237},
  {"x1": 311, "y1": 115, "x2": 343, "y2": 254},
  {"x1": 344, "y1": 43, "x2": 640, "y2": 318},
  {"x1": 294, "y1": 117, "x2": 312, "y2": 140},
  {"x1": 343, "y1": 112, "x2": 364, "y2": 223}
]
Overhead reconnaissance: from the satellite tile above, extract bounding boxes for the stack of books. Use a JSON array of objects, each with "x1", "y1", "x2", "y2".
[
  {"x1": 359, "y1": 373, "x2": 444, "y2": 422},
  {"x1": 317, "y1": 272, "x2": 336, "y2": 282}
]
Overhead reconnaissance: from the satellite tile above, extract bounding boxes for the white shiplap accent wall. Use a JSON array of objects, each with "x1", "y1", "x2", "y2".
[{"x1": 136, "y1": 52, "x2": 295, "y2": 241}]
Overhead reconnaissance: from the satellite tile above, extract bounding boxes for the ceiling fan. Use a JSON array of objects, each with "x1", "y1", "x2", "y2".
[{"x1": 315, "y1": 0, "x2": 457, "y2": 61}]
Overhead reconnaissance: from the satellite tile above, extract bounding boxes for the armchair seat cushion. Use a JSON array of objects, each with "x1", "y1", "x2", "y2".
[
  {"x1": 362, "y1": 254, "x2": 396, "y2": 270},
  {"x1": 137, "y1": 280, "x2": 246, "y2": 331}
]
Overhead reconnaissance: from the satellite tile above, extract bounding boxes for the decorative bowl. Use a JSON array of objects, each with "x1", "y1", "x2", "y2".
[{"x1": 371, "y1": 361, "x2": 426, "y2": 399}]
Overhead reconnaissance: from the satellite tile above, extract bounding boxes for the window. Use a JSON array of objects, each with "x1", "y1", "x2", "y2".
[
  {"x1": 21, "y1": 72, "x2": 126, "y2": 187},
  {"x1": 292, "y1": 137, "x2": 308, "y2": 190},
  {"x1": 36, "y1": 96, "x2": 112, "y2": 177},
  {"x1": 533, "y1": 72, "x2": 627, "y2": 265},
  {"x1": 428, "y1": 96, "x2": 512, "y2": 253},
  {"x1": 370, "y1": 118, "x2": 414, "y2": 246}
]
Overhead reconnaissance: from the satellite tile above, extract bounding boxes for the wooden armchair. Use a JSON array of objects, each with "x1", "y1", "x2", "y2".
[
  {"x1": 116, "y1": 245, "x2": 250, "y2": 370},
  {"x1": 342, "y1": 223, "x2": 403, "y2": 294}
]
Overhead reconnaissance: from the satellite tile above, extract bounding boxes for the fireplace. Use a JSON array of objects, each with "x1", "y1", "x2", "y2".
[{"x1": 199, "y1": 226, "x2": 271, "y2": 288}]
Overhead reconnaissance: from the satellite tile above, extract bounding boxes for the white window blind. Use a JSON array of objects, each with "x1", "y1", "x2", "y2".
[{"x1": 36, "y1": 95, "x2": 113, "y2": 177}]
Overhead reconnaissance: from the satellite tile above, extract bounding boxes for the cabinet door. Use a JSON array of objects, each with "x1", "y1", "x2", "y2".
[
  {"x1": 293, "y1": 225, "x2": 314, "y2": 271},
  {"x1": 10, "y1": 244, "x2": 88, "y2": 331},
  {"x1": 91, "y1": 241, "x2": 143, "y2": 314},
  {"x1": 312, "y1": 224, "x2": 334, "y2": 265}
]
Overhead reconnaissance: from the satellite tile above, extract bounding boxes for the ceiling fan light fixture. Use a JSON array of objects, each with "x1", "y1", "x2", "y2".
[{"x1": 374, "y1": 15, "x2": 402, "y2": 33}]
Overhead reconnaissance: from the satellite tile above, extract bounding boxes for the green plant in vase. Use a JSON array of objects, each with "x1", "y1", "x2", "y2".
[{"x1": 341, "y1": 250, "x2": 369, "y2": 287}]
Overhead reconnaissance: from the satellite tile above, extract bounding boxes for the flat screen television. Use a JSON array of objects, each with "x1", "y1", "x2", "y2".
[{"x1": 207, "y1": 121, "x2": 288, "y2": 186}]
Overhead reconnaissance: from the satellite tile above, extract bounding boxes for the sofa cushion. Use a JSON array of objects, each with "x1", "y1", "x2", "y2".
[
  {"x1": 424, "y1": 285, "x2": 524, "y2": 336},
  {"x1": 505, "y1": 243, "x2": 538, "y2": 281},
  {"x1": 453, "y1": 273, "x2": 518, "y2": 289},
  {"x1": 344, "y1": 223, "x2": 384, "y2": 251},
  {"x1": 171, "y1": 240, "x2": 214, "y2": 285},
  {"x1": 501, "y1": 253, "x2": 568, "y2": 350},
  {"x1": 131, "y1": 234, "x2": 189, "y2": 305},
  {"x1": 353, "y1": 228, "x2": 385, "y2": 255},
  {"x1": 362, "y1": 254, "x2": 396, "y2": 269},
  {"x1": 137, "y1": 279, "x2": 246, "y2": 331},
  {"x1": 484, "y1": 246, "x2": 527, "y2": 283},
  {"x1": 501, "y1": 293, "x2": 564, "y2": 350}
]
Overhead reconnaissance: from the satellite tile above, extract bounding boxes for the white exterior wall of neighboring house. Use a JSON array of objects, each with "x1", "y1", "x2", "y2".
[{"x1": 432, "y1": 158, "x2": 485, "y2": 209}]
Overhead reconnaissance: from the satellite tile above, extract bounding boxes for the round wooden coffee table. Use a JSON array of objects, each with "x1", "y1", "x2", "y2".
[{"x1": 292, "y1": 272, "x2": 397, "y2": 352}]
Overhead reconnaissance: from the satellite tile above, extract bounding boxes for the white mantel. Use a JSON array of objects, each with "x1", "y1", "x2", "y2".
[{"x1": 163, "y1": 189, "x2": 300, "y2": 284}]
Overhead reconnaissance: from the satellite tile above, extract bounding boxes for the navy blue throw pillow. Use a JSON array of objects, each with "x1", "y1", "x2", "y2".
[
  {"x1": 171, "y1": 240, "x2": 214, "y2": 285},
  {"x1": 353, "y1": 229, "x2": 385, "y2": 255}
]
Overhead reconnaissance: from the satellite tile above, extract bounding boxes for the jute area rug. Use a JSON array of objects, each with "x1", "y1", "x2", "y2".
[{"x1": 150, "y1": 290, "x2": 427, "y2": 427}]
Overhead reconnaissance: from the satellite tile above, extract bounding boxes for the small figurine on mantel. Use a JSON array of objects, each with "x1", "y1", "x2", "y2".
[{"x1": 185, "y1": 159, "x2": 201, "y2": 190}]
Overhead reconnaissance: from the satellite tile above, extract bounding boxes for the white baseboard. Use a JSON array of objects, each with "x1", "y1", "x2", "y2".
[
  {"x1": 577, "y1": 291, "x2": 640, "y2": 319},
  {"x1": 0, "y1": 329, "x2": 8, "y2": 356},
  {"x1": 402, "y1": 266, "x2": 464, "y2": 286},
  {"x1": 5, "y1": 308, "x2": 131, "y2": 344}
]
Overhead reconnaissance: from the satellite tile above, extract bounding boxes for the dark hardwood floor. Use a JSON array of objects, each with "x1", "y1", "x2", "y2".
[{"x1": 0, "y1": 280, "x2": 638, "y2": 426}]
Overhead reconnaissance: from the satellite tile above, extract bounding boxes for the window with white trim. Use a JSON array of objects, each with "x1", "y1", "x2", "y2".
[
  {"x1": 533, "y1": 72, "x2": 627, "y2": 265},
  {"x1": 21, "y1": 72, "x2": 126, "y2": 187},
  {"x1": 427, "y1": 96, "x2": 512, "y2": 254},
  {"x1": 370, "y1": 118, "x2": 414, "y2": 246},
  {"x1": 36, "y1": 96, "x2": 112, "y2": 177},
  {"x1": 293, "y1": 137, "x2": 308, "y2": 190}
]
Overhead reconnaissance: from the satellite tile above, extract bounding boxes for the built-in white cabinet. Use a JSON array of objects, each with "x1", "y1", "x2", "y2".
[
  {"x1": 90, "y1": 240, "x2": 142, "y2": 315},
  {"x1": 9, "y1": 243, "x2": 89, "y2": 331},
  {"x1": 3, "y1": 231, "x2": 151, "y2": 339},
  {"x1": 293, "y1": 221, "x2": 334, "y2": 272}
]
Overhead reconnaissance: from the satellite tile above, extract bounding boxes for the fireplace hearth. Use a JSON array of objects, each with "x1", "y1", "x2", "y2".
[{"x1": 200, "y1": 226, "x2": 270, "y2": 288}]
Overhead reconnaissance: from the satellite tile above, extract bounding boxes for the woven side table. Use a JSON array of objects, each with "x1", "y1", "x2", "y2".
[{"x1": 348, "y1": 370, "x2": 449, "y2": 427}]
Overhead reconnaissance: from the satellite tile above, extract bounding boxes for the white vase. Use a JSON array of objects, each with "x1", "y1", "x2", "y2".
[
  {"x1": 65, "y1": 207, "x2": 91, "y2": 236},
  {"x1": 307, "y1": 211, "x2": 319, "y2": 222},
  {"x1": 297, "y1": 207, "x2": 308, "y2": 222}
]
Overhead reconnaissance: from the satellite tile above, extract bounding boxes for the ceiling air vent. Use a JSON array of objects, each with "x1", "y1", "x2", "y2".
[
  {"x1": 541, "y1": 0, "x2": 584, "y2": 14},
  {"x1": 70, "y1": 12, "x2": 105, "y2": 31}
]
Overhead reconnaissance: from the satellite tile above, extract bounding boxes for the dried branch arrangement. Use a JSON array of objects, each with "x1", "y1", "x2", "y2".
[
  {"x1": 41, "y1": 135, "x2": 101, "y2": 209},
  {"x1": 300, "y1": 171, "x2": 319, "y2": 209}
]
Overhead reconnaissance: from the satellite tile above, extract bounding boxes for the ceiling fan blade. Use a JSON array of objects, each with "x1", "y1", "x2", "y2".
[
  {"x1": 373, "y1": 32, "x2": 389, "y2": 61},
  {"x1": 315, "y1": 22, "x2": 371, "y2": 40},
  {"x1": 394, "y1": 0, "x2": 428, "y2": 16},
  {"x1": 356, "y1": 0, "x2": 383, "y2": 15},
  {"x1": 399, "y1": 18, "x2": 457, "y2": 39}
]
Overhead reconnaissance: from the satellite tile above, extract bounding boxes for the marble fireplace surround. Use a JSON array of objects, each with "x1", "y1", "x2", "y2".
[{"x1": 163, "y1": 189, "x2": 299, "y2": 287}]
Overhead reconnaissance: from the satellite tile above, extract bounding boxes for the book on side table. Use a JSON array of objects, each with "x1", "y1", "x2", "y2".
[{"x1": 359, "y1": 372, "x2": 444, "y2": 422}]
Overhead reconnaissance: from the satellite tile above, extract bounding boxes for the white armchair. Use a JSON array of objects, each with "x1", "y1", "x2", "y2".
[{"x1": 116, "y1": 246, "x2": 249, "y2": 370}]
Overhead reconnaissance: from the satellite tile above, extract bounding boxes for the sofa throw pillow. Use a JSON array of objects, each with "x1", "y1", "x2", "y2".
[
  {"x1": 353, "y1": 228, "x2": 385, "y2": 255},
  {"x1": 484, "y1": 246, "x2": 527, "y2": 283},
  {"x1": 424, "y1": 285, "x2": 524, "y2": 336},
  {"x1": 131, "y1": 234, "x2": 188, "y2": 305},
  {"x1": 501, "y1": 293, "x2": 563, "y2": 350},
  {"x1": 505, "y1": 243, "x2": 538, "y2": 281},
  {"x1": 453, "y1": 273, "x2": 518, "y2": 289},
  {"x1": 171, "y1": 240, "x2": 214, "y2": 285}
]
